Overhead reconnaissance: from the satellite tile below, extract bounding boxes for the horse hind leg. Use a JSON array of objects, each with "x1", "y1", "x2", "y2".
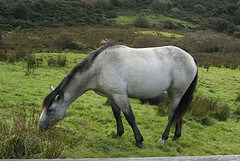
[
  {"x1": 158, "y1": 96, "x2": 181, "y2": 143},
  {"x1": 159, "y1": 70, "x2": 197, "y2": 143},
  {"x1": 109, "y1": 99, "x2": 124, "y2": 137},
  {"x1": 172, "y1": 118, "x2": 182, "y2": 141}
]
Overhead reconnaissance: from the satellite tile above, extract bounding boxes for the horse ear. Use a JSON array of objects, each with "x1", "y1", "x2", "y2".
[{"x1": 50, "y1": 84, "x2": 55, "y2": 91}]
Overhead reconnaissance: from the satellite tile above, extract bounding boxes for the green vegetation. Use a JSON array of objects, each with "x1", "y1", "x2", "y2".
[
  {"x1": 0, "y1": 0, "x2": 240, "y2": 32},
  {"x1": 114, "y1": 14, "x2": 197, "y2": 29},
  {"x1": 134, "y1": 31, "x2": 183, "y2": 38},
  {"x1": 0, "y1": 53, "x2": 240, "y2": 158}
]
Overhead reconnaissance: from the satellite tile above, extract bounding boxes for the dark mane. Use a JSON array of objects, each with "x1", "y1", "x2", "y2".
[{"x1": 42, "y1": 43, "x2": 116, "y2": 109}]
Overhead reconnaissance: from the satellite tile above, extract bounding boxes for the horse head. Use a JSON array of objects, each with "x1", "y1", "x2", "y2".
[{"x1": 38, "y1": 84, "x2": 68, "y2": 130}]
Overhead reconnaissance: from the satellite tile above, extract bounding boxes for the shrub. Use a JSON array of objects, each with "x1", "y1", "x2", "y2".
[
  {"x1": 235, "y1": 25, "x2": 240, "y2": 31},
  {"x1": 0, "y1": 107, "x2": 66, "y2": 159},
  {"x1": 199, "y1": 17, "x2": 229, "y2": 32},
  {"x1": 0, "y1": 50, "x2": 7, "y2": 61},
  {"x1": 94, "y1": 0, "x2": 112, "y2": 10},
  {"x1": 57, "y1": 55, "x2": 67, "y2": 67},
  {"x1": 227, "y1": 22, "x2": 236, "y2": 33},
  {"x1": 133, "y1": 34, "x2": 164, "y2": 48},
  {"x1": 193, "y1": 4, "x2": 206, "y2": 14},
  {"x1": 174, "y1": 30, "x2": 240, "y2": 53},
  {"x1": 105, "y1": 11, "x2": 118, "y2": 19},
  {"x1": 7, "y1": 53, "x2": 17, "y2": 63},
  {"x1": 6, "y1": 49, "x2": 29, "y2": 63},
  {"x1": 151, "y1": 94, "x2": 231, "y2": 125},
  {"x1": 188, "y1": 95, "x2": 231, "y2": 125},
  {"x1": 47, "y1": 56, "x2": 66, "y2": 67},
  {"x1": 25, "y1": 54, "x2": 36, "y2": 74},
  {"x1": 233, "y1": 31, "x2": 240, "y2": 38},
  {"x1": 159, "y1": 20, "x2": 178, "y2": 29},
  {"x1": 150, "y1": 0, "x2": 172, "y2": 11},
  {"x1": 54, "y1": 33, "x2": 73, "y2": 50},
  {"x1": 133, "y1": 16, "x2": 150, "y2": 28},
  {"x1": 54, "y1": 33, "x2": 84, "y2": 51}
]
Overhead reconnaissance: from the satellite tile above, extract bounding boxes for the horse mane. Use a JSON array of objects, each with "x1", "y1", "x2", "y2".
[{"x1": 42, "y1": 43, "x2": 116, "y2": 110}]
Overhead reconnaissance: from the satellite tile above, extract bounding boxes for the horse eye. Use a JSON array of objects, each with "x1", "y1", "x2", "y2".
[{"x1": 55, "y1": 94, "x2": 63, "y2": 101}]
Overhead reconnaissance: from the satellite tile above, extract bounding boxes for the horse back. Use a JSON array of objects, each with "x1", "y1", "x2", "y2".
[{"x1": 93, "y1": 45, "x2": 197, "y2": 99}]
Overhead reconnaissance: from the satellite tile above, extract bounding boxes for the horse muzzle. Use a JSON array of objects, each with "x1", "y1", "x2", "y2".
[
  {"x1": 38, "y1": 112, "x2": 53, "y2": 130},
  {"x1": 38, "y1": 119, "x2": 50, "y2": 130}
]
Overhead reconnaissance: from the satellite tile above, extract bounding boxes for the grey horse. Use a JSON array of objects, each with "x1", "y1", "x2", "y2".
[{"x1": 39, "y1": 44, "x2": 198, "y2": 148}]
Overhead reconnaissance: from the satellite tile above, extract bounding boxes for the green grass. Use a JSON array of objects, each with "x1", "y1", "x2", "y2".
[
  {"x1": 114, "y1": 14, "x2": 197, "y2": 29},
  {"x1": 134, "y1": 31, "x2": 183, "y2": 38},
  {"x1": 197, "y1": 67, "x2": 240, "y2": 107},
  {"x1": 0, "y1": 53, "x2": 240, "y2": 158}
]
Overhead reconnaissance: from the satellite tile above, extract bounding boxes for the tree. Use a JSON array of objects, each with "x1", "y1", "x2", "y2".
[
  {"x1": 159, "y1": 20, "x2": 178, "y2": 29},
  {"x1": 94, "y1": 0, "x2": 112, "y2": 10},
  {"x1": 227, "y1": 22, "x2": 236, "y2": 33},
  {"x1": 233, "y1": 10, "x2": 240, "y2": 25},
  {"x1": 150, "y1": 0, "x2": 172, "y2": 11},
  {"x1": 13, "y1": 1, "x2": 28, "y2": 19},
  {"x1": 194, "y1": 4, "x2": 206, "y2": 14},
  {"x1": 200, "y1": 17, "x2": 229, "y2": 32},
  {"x1": 133, "y1": 16, "x2": 150, "y2": 28}
]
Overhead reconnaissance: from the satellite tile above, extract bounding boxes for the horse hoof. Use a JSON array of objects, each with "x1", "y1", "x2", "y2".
[
  {"x1": 158, "y1": 138, "x2": 166, "y2": 144},
  {"x1": 115, "y1": 133, "x2": 124, "y2": 138},
  {"x1": 172, "y1": 137, "x2": 179, "y2": 141},
  {"x1": 136, "y1": 142, "x2": 142, "y2": 148}
]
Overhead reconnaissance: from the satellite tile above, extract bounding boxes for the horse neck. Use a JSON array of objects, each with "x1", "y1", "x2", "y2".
[{"x1": 63, "y1": 67, "x2": 97, "y2": 104}]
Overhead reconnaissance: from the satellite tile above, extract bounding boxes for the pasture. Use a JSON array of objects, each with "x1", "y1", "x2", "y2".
[{"x1": 0, "y1": 52, "x2": 240, "y2": 158}]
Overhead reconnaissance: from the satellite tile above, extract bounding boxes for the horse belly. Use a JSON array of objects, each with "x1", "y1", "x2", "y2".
[{"x1": 126, "y1": 67, "x2": 171, "y2": 99}]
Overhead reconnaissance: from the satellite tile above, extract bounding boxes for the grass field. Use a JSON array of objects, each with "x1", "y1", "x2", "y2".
[
  {"x1": 113, "y1": 13, "x2": 197, "y2": 29},
  {"x1": 0, "y1": 52, "x2": 240, "y2": 158},
  {"x1": 134, "y1": 31, "x2": 183, "y2": 38}
]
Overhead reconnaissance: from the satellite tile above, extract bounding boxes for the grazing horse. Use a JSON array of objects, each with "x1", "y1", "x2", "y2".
[{"x1": 38, "y1": 44, "x2": 198, "y2": 148}]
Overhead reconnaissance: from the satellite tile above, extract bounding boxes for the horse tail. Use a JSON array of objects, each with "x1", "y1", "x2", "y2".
[{"x1": 172, "y1": 59, "x2": 198, "y2": 123}]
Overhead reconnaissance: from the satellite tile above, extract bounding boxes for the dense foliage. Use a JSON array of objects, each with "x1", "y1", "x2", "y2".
[
  {"x1": 0, "y1": 0, "x2": 112, "y2": 30},
  {"x1": 1, "y1": 0, "x2": 240, "y2": 31}
]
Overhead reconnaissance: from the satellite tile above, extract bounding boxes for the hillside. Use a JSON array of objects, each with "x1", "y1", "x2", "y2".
[{"x1": 1, "y1": 0, "x2": 240, "y2": 33}]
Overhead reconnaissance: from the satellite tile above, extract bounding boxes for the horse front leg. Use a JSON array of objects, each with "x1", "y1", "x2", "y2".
[
  {"x1": 113, "y1": 94, "x2": 143, "y2": 148},
  {"x1": 110, "y1": 99, "x2": 124, "y2": 137}
]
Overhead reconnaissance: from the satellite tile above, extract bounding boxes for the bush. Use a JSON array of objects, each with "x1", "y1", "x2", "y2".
[
  {"x1": 25, "y1": 54, "x2": 36, "y2": 74},
  {"x1": 150, "y1": 0, "x2": 172, "y2": 11},
  {"x1": 133, "y1": 34, "x2": 164, "y2": 48},
  {"x1": 94, "y1": 0, "x2": 112, "y2": 10},
  {"x1": 199, "y1": 17, "x2": 229, "y2": 32},
  {"x1": 233, "y1": 31, "x2": 240, "y2": 38},
  {"x1": 159, "y1": 20, "x2": 178, "y2": 29},
  {"x1": 54, "y1": 33, "x2": 84, "y2": 51},
  {"x1": 133, "y1": 16, "x2": 150, "y2": 28},
  {"x1": 0, "y1": 51, "x2": 7, "y2": 61},
  {"x1": 54, "y1": 33, "x2": 73, "y2": 50},
  {"x1": 47, "y1": 56, "x2": 66, "y2": 67},
  {"x1": 227, "y1": 22, "x2": 236, "y2": 33},
  {"x1": 174, "y1": 30, "x2": 240, "y2": 53},
  {"x1": 193, "y1": 4, "x2": 206, "y2": 14},
  {"x1": 235, "y1": 25, "x2": 240, "y2": 31},
  {"x1": 0, "y1": 107, "x2": 66, "y2": 159},
  {"x1": 105, "y1": 11, "x2": 118, "y2": 19},
  {"x1": 188, "y1": 95, "x2": 231, "y2": 125}
]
